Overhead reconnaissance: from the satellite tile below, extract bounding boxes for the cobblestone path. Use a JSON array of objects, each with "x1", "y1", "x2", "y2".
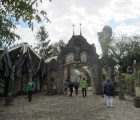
[{"x1": 0, "y1": 91, "x2": 140, "y2": 120}]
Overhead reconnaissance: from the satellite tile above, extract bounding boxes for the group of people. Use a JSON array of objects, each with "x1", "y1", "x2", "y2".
[
  {"x1": 103, "y1": 78, "x2": 115, "y2": 108},
  {"x1": 27, "y1": 77, "x2": 115, "y2": 107},
  {"x1": 64, "y1": 77, "x2": 88, "y2": 98},
  {"x1": 27, "y1": 77, "x2": 88, "y2": 102}
]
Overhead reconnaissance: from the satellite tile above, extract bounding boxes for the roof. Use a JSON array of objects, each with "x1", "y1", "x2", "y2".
[
  {"x1": 6, "y1": 43, "x2": 42, "y2": 75},
  {"x1": 8, "y1": 42, "x2": 41, "y2": 59},
  {"x1": 66, "y1": 35, "x2": 90, "y2": 47}
]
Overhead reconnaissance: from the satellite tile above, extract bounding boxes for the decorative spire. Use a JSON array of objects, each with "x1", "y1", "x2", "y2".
[
  {"x1": 80, "y1": 23, "x2": 82, "y2": 35},
  {"x1": 72, "y1": 24, "x2": 75, "y2": 36}
]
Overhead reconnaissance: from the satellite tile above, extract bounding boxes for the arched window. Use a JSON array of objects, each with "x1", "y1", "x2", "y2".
[
  {"x1": 80, "y1": 52, "x2": 87, "y2": 62},
  {"x1": 65, "y1": 53, "x2": 74, "y2": 63}
]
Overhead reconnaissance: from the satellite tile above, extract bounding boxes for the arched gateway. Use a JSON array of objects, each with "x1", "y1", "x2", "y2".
[
  {"x1": 56, "y1": 34, "x2": 102, "y2": 94},
  {"x1": 46, "y1": 26, "x2": 116, "y2": 95}
]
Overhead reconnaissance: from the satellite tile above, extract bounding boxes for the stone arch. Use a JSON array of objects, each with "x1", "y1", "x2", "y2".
[
  {"x1": 62, "y1": 63, "x2": 95, "y2": 92},
  {"x1": 56, "y1": 35, "x2": 100, "y2": 94},
  {"x1": 98, "y1": 55, "x2": 117, "y2": 92},
  {"x1": 75, "y1": 67, "x2": 93, "y2": 87}
]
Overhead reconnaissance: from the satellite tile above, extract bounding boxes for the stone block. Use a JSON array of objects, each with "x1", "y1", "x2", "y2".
[{"x1": 134, "y1": 97, "x2": 140, "y2": 108}]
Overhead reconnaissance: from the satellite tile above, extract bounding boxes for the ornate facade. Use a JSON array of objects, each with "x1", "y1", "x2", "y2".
[{"x1": 55, "y1": 35, "x2": 102, "y2": 94}]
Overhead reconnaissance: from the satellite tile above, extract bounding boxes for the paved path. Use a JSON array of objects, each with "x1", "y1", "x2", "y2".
[{"x1": 0, "y1": 91, "x2": 140, "y2": 120}]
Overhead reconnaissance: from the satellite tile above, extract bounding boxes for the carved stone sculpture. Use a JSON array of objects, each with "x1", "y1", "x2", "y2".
[{"x1": 98, "y1": 26, "x2": 112, "y2": 56}]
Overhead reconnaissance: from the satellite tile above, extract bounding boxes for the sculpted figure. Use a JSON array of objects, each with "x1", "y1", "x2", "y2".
[{"x1": 98, "y1": 26, "x2": 112, "y2": 56}]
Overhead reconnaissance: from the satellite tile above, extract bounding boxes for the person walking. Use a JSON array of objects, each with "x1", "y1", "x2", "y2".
[
  {"x1": 64, "y1": 80, "x2": 69, "y2": 96},
  {"x1": 27, "y1": 79, "x2": 35, "y2": 102},
  {"x1": 74, "y1": 80, "x2": 79, "y2": 95},
  {"x1": 104, "y1": 79, "x2": 115, "y2": 107},
  {"x1": 80, "y1": 78, "x2": 88, "y2": 98},
  {"x1": 69, "y1": 81, "x2": 74, "y2": 97}
]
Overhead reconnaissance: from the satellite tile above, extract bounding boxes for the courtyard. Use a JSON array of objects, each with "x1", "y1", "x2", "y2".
[{"x1": 0, "y1": 91, "x2": 140, "y2": 120}]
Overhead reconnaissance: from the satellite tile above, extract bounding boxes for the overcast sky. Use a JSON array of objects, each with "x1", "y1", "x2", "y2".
[{"x1": 15, "y1": 0, "x2": 140, "y2": 55}]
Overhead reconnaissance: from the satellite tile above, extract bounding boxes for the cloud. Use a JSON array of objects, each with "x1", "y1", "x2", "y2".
[
  {"x1": 99, "y1": 0, "x2": 140, "y2": 23},
  {"x1": 114, "y1": 21, "x2": 140, "y2": 36},
  {"x1": 15, "y1": 0, "x2": 140, "y2": 56},
  {"x1": 15, "y1": 26, "x2": 37, "y2": 47}
]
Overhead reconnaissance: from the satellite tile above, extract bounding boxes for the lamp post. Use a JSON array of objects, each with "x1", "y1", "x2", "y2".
[
  {"x1": 133, "y1": 60, "x2": 140, "y2": 108},
  {"x1": 118, "y1": 65, "x2": 126, "y2": 100}
]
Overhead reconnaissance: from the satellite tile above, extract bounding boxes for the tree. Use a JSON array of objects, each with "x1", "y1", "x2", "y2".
[
  {"x1": 35, "y1": 26, "x2": 53, "y2": 59},
  {"x1": 108, "y1": 35, "x2": 128, "y2": 62},
  {"x1": 109, "y1": 35, "x2": 140, "y2": 71},
  {"x1": 0, "y1": 0, "x2": 51, "y2": 46},
  {"x1": 51, "y1": 40, "x2": 66, "y2": 57}
]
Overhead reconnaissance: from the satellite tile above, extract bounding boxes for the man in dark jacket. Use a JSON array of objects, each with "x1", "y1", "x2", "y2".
[
  {"x1": 69, "y1": 81, "x2": 74, "y2": 97},
  {"x1": 104, "y1": 79, "x2": 114, "y2": 107},
  {"x1": 74, "y1": 81, "x2": 79, "y2": 95}
]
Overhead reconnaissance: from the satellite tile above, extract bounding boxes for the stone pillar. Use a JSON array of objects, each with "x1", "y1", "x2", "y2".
[
  {"x1": 95, "y1": 64, "x2": 102, "y2": 94},
  {"x1": 118, "y1": 65, "x2": 126, "y2": 100},
  {"x1": 89, "y1": 65, "x2": 96, "y2": 94},
  {"x1": 56, "y1": 64, "x2": 64, "y2": 94},
  {"x1": 133, "y1": 60, "x2": 140, "y2": 108},
  {"x1": 5, "y1": 66, "x2": 15, "y2": 106},
  {"x1": 46, "y1": 71, "x2": 52, "y2": 94}
]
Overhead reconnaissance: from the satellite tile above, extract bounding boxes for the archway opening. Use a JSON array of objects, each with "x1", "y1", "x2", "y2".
[{"x1": 63, "y1": 65, "x2": 92, "y2": 88}]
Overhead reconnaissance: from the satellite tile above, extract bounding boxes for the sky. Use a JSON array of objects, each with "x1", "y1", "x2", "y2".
[{"x1": 15, "y1": 0, "x2": 140, "y2": 56}]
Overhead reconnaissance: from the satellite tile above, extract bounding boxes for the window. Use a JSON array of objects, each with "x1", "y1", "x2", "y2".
[
  {"x1": 81, "y1": 52, "x2": 87, "y2": 62},
  {"x1": 65, "y1": 53, "x2": 74, "y2": 63}
]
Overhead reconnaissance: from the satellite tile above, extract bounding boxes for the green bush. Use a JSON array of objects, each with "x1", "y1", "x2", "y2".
[
  {"x1": 123, "y1": 73, "x2": 134, "y2": 84},
  {"x1": 128, "y1": 74, "x2": 134, "y2": 84}
]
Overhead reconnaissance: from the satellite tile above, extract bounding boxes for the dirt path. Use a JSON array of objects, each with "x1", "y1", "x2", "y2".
[{"x1": 0, "y1": 91, "x2": 140, "y2": 120}]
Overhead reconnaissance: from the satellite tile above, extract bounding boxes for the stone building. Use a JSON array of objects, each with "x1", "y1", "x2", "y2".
[{"x1": 0, "y1": 43, "x2": 46, "y2": 97}]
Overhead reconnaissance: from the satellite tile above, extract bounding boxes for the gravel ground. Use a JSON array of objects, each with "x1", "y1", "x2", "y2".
[{"x1": 0, "y1": 91, "x2": 140, "y2": 120}]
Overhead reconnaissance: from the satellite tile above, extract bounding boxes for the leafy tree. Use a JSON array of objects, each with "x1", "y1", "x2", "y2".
[
  {"x1": 35, "y1": 26, "x2": 53, "y2": 59},
  {"x1": 109, "y1": 35, "x2": 140, "y2": 71},
  {"x1": 0, "y1": 0, "x2": 51, "y2": 46},
  {"x1": 51, "y1": 40, "x2": 66, "y2": 57}
]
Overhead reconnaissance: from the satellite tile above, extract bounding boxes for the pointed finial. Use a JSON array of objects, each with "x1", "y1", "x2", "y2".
[
  {"x1": 80, "y1": 23, "x2": 82, "y2": 35},
  {"x1": 72, "y1": 24, "x2": 75, "y2": 36}
]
